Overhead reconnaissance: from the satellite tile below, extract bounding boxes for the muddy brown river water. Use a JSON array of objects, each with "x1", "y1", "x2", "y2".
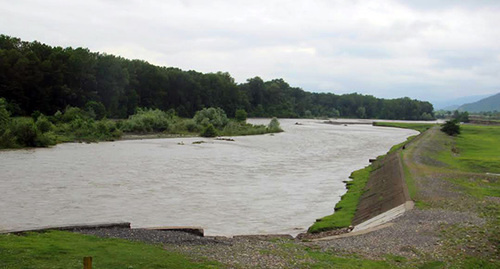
[{"x1": 0, "y1": 119, "x2": 418, "y2": 236}]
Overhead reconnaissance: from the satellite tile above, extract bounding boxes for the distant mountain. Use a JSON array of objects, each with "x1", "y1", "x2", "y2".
[
  {"x1": 433, "y1": 94, "x2": 492, "y2": 110},
  {"x1": 458, "y1": 93, "x2": 500, "y2": 112},
  {"x1": 442, "y1": 105, "x2": 460, "y2": 111}
]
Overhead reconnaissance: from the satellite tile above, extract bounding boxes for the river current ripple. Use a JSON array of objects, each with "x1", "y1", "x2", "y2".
[{"x1": 0, "y1": 119, "x2": 417, "y2": 236}]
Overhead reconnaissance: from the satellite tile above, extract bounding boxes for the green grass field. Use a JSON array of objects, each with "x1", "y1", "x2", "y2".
[
  {"x1": 0, "y1": 231, "x2": 220, "y2": 269},
  {"x1": 437, "y1": 125, "x2": 500, "y2": 174}
]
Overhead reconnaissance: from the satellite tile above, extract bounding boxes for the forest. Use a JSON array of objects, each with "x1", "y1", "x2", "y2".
[{"x1": 0, "y1": 35, "x2": 434, "y2": 120}]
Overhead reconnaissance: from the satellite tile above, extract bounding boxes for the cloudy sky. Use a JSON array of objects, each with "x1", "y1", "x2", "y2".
[{"x1": 1, "y1": 0, "x2": 500, "y2": 105}]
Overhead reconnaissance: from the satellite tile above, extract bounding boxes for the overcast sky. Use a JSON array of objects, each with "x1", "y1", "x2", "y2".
[{"x1": 1, "y1": 0, "x2": 500, "y2": 104}]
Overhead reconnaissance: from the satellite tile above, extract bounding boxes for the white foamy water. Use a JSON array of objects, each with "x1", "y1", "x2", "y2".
[{"x1": 0, "y1": 119, "x2": 417, "y2": 236}]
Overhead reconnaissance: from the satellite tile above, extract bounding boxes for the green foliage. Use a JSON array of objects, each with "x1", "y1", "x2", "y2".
[
  {"x1": 61, "y1": 106, "x2": 86, "y2": 123},
  {"x1": 35, "y1": 115, "x2": 54, "y2": 133},
  {"x1": 85, "y1": 101, "x2": 107, "y2": 120},
  {"x1": 308, "y1": 165, "x2": 372, "y2": 233},
  {"x1": 441, "y1": 120, "x2": 460, "y2": 136},
  {"x1": 0, "y1": 231, "x2": 220, "y2": 269},
  {"x1": 220, "y1": 121, "x2": 268, "y2": 136},
  {"x1": 31, "y1": 110, "x2": 42, "y2": 121},
  {"x1": 9, "y1": 117, "x2": 38, "y2": 147},
  {"x1": 200, "y1": 123, "x2": 218, "y2": 137},
  {"x1": 235, "y1": 109, "x2": 247, "y2": 122},
  {"x1": 0, "y1": 98, "x2": 10, "y2": 131},
  {"x1": 267, "y1": 117, "x2": 283, "y2": 133},
  {"x1": 193, "y1": 107, "x2": 229, "y2": 128},
  {"x1": 453, "y1": 110, "x2": 469, "y2": 122},
  {"x1": 121, "y1": 108, "x2": 173, "y2": 133},
  {"x1": 1, "y1": 34, "x2": 434, "y2": 120}
]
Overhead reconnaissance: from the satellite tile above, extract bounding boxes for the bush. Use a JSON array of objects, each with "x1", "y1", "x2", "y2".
[
  {"x1": 267, "y1": 117, "x2": 283, "y2": 133},
  {"x1": 0, "y1": 128, "x2": 16, "y2": 148},
  {"x1": 185, "y1": 119, "x2": 200, "y2": 132},
  {"x1": 235, "y1": 109, "x2": 247, "y2": 123},
  {"x1": 85, "y1": 101, "x2": 107, "y2": 120},
  {"x1": 441, "y1": 120, "x2": 460, "y2": 136},
  {"x1": 121, "y1": 108, "x2": 172, "y2": 133},
  {"x1": 0, "y1": 98, "x2": 10, "y2": 132},
  {"x1": 62, "y1": 106, "x2": 86, "y2": 122},
  {"x1": 200, "y1": 124, "x2": 217, "y2": 137},
  {"x1": 31, "y1": 110, "x2": 42, "y2": 121},
  {"x1": 36, "y1": 115, "x2": 54, "y2": 133},
  {"x1": 10, "y1": 118, "x2": 37, "y2": 147},
  {"x1": 193, "y1": 107, "x2": 228, "y2": 128}
]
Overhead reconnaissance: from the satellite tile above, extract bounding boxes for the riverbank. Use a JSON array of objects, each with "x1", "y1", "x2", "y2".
[{"x1": 2, "y1": 123, "x2": 498, "y2": 268}]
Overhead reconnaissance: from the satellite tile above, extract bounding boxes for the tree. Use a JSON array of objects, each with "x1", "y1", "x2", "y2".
[{"x1": 441, "y1": 120, "x2": 460, "y2": 136}]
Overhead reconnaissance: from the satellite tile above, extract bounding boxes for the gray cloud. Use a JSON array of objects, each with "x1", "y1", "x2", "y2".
[{"x1": 1, "y1": 0, "x2": 499, "y2": 104}]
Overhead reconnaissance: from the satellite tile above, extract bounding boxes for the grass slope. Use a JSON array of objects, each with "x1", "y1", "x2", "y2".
[{"x1": 0, "y1": 231, "x2": 220, "y2": 269}]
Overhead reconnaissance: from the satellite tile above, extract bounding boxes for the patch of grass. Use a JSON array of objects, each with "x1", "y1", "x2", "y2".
[
  {"x1": 308, "y1": 165, "x2": 372, "y2": 233},
  {"x1": 418, "y1": 261, "x2": 445, "y2": 269},
  {"x1": 437, "y1": 125, "x2": 500, "y2": 173},
  {"x1": 443, "y1": 176, "x2": 500, "y2": 199},
  {"x1": 0, "y1": 231, "x2": 220, "y2": 269},
  {"x1": 304, "y1": 250, "x2": 392, "y2": 268},
  {"x1": 374, "y1": 122, "x2": 436, "y2": 133}
]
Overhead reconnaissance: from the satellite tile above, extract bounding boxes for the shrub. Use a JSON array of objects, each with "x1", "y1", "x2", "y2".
[
  {"x1": 235, "y1": 109, "x2": 247, "y2": 123},
  {"x1": 34, "y1": 132, "x2": 57, "y2": 147},
  {"x1": 62, "y1": 106, "x2": 86, "y2": 122},
  {"x1": 85, "y1": 101, "x2": 107, "y2": 120},
  {"x1": 267, "y1": 117, "x2": 283, "y2": 133},
  {"x1": 201, "y1": 124, "x2": 217, "y2": 137},
  {"x1": 36, "y1": 115, "x2": 54, "y2": 133},
  {"x1": 0, "y1": 98, "x2": 10, "y2": 132},
  {"x1": 193, "y1": 107, "x2": 228, "y2": 128},
  {"x1": 31, "y1": 110, "x2": 42, "y2": 121},
  {"x1": 0, "y1": 128, "x2": 17, "y2": 148},
  {"x1": 185, "y1": 119, "x2": 200, "y2": 132},
  {"x1": 441, "y1": 120, "x2": 460, "y2": 136},
  {"x1": 10, "y1": 118, "x2": 37, "y2": 147},
  {"x1": 121, "y1": 108, "x2": 172, "y2": 133}
]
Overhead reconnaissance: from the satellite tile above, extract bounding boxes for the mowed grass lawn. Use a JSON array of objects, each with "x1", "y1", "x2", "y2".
[{"x1": 0, "y1": 231, "x2": 220, "y2": 269}]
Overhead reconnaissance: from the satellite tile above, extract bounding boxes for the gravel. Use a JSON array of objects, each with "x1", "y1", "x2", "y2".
[
  {"x1": 309, "y1": 209, "x2": 485, "y2": 259},
  {"x1": 74, "y1": 227, "x2": 229, "y2": 246}
]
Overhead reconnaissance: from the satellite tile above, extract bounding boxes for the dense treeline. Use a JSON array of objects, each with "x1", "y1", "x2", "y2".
[{"x1": 0, "y1": 35, "x2": 434, "y2": 120}]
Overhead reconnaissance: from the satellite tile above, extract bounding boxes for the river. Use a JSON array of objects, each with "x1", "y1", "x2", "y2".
[{"x1": 0, "y1": 119, "x2": 418, "y2": 236}]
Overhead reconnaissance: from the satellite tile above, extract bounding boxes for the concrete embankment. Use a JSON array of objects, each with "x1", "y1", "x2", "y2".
[
  {"x1": 351, "y1": 152, "x2": 413, "y2": 232},
  {"x1": 346, "y1": 129, "x2": 430, "y2": 234}
]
